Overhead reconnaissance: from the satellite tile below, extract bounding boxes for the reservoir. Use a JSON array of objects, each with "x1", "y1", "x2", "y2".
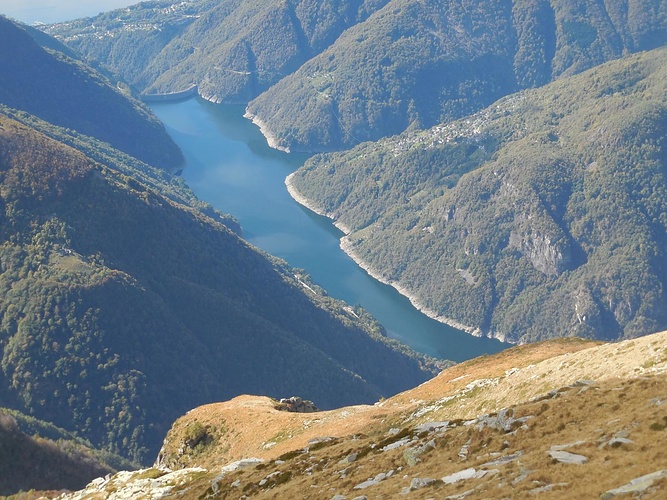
[{"x1": 151, "y1": 98, "x2": 507, "y2": 362}]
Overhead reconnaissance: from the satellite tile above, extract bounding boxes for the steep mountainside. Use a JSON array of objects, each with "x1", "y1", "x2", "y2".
[
  {"x1": 289, "y1": 46, "x2": 667, "y2": 343},
  {"x1": 0, "y1": 110, "x2": 437, "y2": 465},
  {"x1": 247, "y1": 0, "x2": 667, "y2": 151},
  {"x1": 0, "y1": 408, "x2": 134, "y2": 495},
  {"x1": 0, "y1": 15, "x2": 183, "y2": 170},
  {"x1": 42, "y1": 0, "x2": 391, "y2": 103},
  {"x1": 44, "y1": 0, "x2": 667, "y2": 152},
  {"x1": 55, "y1": 330, "x2": 667, "y2": 499}
]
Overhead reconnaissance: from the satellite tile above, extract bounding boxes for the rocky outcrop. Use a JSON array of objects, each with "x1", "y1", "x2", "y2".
[
  {"x1": 508, "y1": 230, "x2": 572, "y2": 277},
  {"x1": 275, "y1": 396, "x2": 320, "y2": 413}
]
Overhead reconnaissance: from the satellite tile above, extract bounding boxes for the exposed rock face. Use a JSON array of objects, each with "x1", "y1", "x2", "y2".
[
  {"x1": 275, "y1": 397, "x2": 320, "y2": 413},
  {"x1": 508, "y1": 230, "x2": 572, "y2": 276}
]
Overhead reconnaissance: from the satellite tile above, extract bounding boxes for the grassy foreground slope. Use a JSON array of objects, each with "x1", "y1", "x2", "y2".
[
  {"x1": 290, "y1": 46, "x2": 667, "y2": 343},
  {"x1": 56, "y1": 330, "x2": 667, "y2": 499}
]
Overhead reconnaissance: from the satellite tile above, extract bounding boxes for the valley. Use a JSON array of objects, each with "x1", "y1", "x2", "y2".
[{"x1": 1, "y1": 0, "x2": 666, "y2": 496}]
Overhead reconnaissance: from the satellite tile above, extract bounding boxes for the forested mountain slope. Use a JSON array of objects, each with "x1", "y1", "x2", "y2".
[
  {"x1": 42, "y1": 0, "x2": 666, "y2": 152},
  {"x1": 0, "y1": 15, "x2": 183, "y2": 170},
  {"x1": 0, "y1": 17, "x2": 438, "y2": 465},
  {"x1": 43, "y1": 0, "x2": 391, "y2": 104},
  {"x1": 0, "y1": 408, "x2": 134, "y2": 495},
  {"x1": 0, "y1": 109, "x2": 436, "y2": 465},
  {"x1": 289, "y1": 46, "x2": 667, "y2": 343},
  {"x1": 247, "y1": 0, "x2": 667, "y2": 151}
]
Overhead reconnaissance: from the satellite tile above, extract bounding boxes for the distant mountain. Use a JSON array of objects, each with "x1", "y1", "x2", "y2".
[
  {"x1": 247, "y1": 0, "x2": 667, "y2": 151},
  {"x1": 0, "y1": 15, "x2": 183, "y2": 170},
  {"x1": 288, "y1": 46, "x2": 667, "y2": 343},
  {"x1": 43, "y1": 0, "x2": 667, "y2": 151},
  {"x1": 42, "y1": 0, "x2": 391, "y2": 103}
]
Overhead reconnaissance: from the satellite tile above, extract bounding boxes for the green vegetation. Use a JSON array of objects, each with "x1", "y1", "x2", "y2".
[
  {"x1": 290, "y1": 46, "x2": 667, "y2": 343},
  {"x1": 247, "y1": 0, "x2": 667, "y2": 151},
  {"x1": 46, "y1": 1, "x2": 666, "y2": 152},
  {"x1": 0, "y1": 15, "x2": 182, "y2": 170},
  {"x1": 0, "y1": 408, "x2": 132, "y2": 495},
  {"x1": 43, "y1": 0, "x2": 391, "y2": 103},
  {"x1": 0, "y1": 13, "x2": 438, "y2": 472},
  {"x1": 0, "y1": 107, "x2": 436, "y2": 466}
]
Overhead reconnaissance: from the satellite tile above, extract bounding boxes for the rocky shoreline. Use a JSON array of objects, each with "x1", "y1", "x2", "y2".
[
  {"x1": 285, "y1": 174, "x2": 509, "y2": 344},
  {"x1": 243, "y1": 110, "x2": 291, "y2": 153}
]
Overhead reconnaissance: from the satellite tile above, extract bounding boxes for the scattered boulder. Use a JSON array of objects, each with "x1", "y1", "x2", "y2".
[
  {"x1": 481, "y1": 451, "x2": 523, "y2": 467},
  {"x1": 475, "y1": 408, "x2": 532, "y2": 433},
  {"x1": 404, "y1": 439, "x2": 436, "y2": 466},
  {"x1": 442, "y1": 468, "x2": 498, "y2": 484},
  {"x1": 548, "y1": 450, "x2": 588, "y2": 465},
  {"x1": 353, "y1": 470, "x2": 393, "y2": 489},
  {"x1": 276, "y1": 397, "x2": 320, "y2": 413},
  {"x1": 409, "y1": 477, "x2": 437, "y2": 490},
  {"x1": 600, "y1": 470, "x2": 667, "y2": 499}
]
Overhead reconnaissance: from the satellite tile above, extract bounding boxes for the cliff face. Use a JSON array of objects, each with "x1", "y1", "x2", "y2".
[{"x1": 57, "y1": 330, "x2": 667, "y2": 499}]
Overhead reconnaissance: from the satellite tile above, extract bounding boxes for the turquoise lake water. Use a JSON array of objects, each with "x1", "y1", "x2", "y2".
[{"x1": 150, "y1": 98, "x2": 507, "y2": 362}]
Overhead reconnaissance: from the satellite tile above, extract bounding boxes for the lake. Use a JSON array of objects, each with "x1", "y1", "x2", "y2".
[{"x1": 150, "y1": 98, "x2": 507, "y2": 362}]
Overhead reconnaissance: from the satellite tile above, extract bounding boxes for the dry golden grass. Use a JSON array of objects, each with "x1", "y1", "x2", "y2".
[{"x1": 57, "y1": 331, "x2": 667, "y2": 499}]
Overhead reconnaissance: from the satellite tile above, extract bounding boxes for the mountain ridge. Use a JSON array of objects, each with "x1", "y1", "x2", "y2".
[
  {"x1": 0, "y1": 15, "x2": 183, "y2": 171},
  {"x1": 42, "y1": 0, "x2": 667, "y2": 152},
  {"x1": 53, "y1": 329, "x2": 667, "y2": 499}
]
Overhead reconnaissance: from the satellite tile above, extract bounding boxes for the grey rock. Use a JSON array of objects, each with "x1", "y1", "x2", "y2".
[
  {"x1": 548, "y1": 450, "x2": 588, "y2": 464},
  {"x1": 550, "y1": 440, "x2": 586, "y2": 451},
  {"x1": 442, "y1": 468, "x2": 498, "y2": 484},
  {"x1": 414, "y1": 421, "x2": 450, "y2": 433},
  {"x1": 512, "y1": 468, "x2": 533, "y2": 485},
  {"x1": 382, "y1": 436, "x2": 413, "y2": 451},
  {"x1": 353, "y1": 471, "x2": 391, "y2": 489},
  {"x1": 346, "y1": 453, "x2": 358, "y2": 463},
  {"x1": 220, "y1": 458, "x2": 263, "y2": 474},
  {"x1": 476, "y1": 408, "x2": 531, "y2": 433},
  {"x1": 528, "y1": 482, "x2": 569, "y2": 494},
  {"x1": 607, "y1": 437, "x2": 634, "y2": 447},
  {"x1": 277, "y1": 396, "x2": 319, "y2": 413},
  {"x1": 404, "y1": 439, "x2": 436, "y2": 466},
  {"x1": 458, "y1": 439, "x2": 471, "y2": 460},
  {"x1": 445, "y1": 489, "x2": 476, "y2": 499},
  {"x1": 481, "y1": 450, "x2": 523, "y2": 467},
  {"x1": 330, "y1": 495, "x2": 346, "y2": 500},
  {"x1": 309, "y1": 436, "x2": 336, "y2": 446},
  {"x1": 600, "y1": 469, "x2": 667, "y2": 499},
  {"x1": 409, "y1": 477, "x2": 437, "y2": 490}
]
